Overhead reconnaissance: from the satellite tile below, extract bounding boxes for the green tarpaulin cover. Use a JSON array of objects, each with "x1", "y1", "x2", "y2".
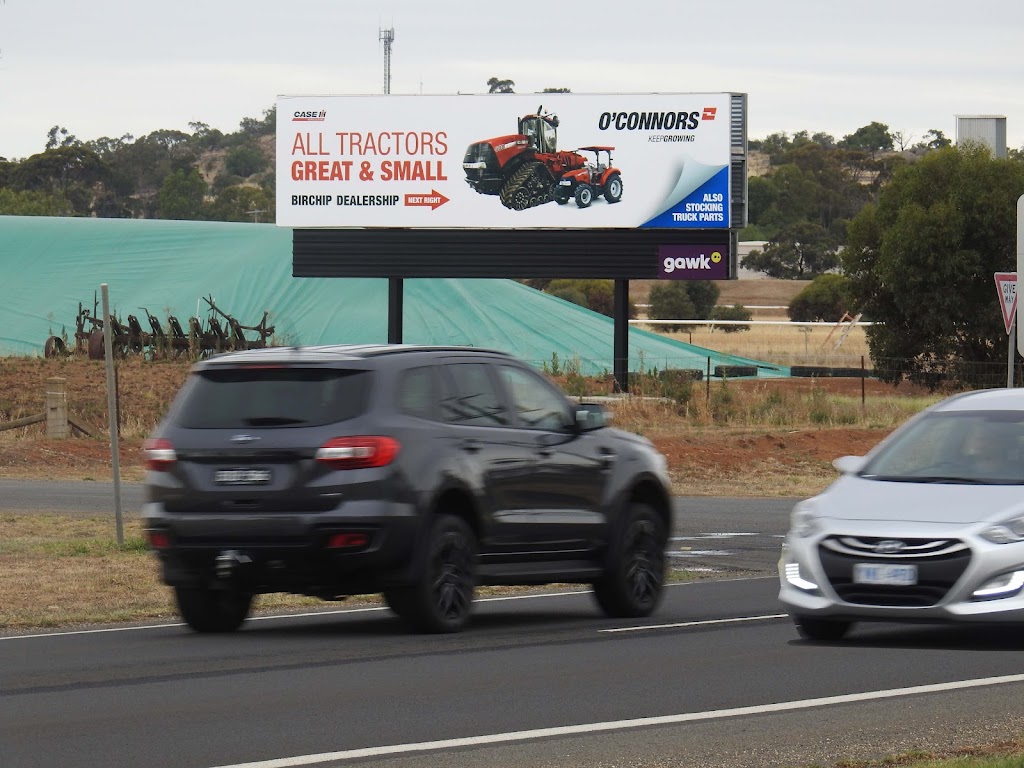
[{"x1": 0, "y1": 215, "x2": 788, "y2": 377}]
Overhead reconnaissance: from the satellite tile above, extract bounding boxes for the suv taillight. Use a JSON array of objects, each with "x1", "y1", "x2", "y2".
[
  {"x1": 316, "y1": 437, "x2": 400, "y2": 469},
  {"x1": 143, "y1": 438, "x2": 177, "y2": 471}
]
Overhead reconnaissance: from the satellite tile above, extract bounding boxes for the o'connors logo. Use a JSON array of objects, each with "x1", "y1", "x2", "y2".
[{"x1": 657, "y1": 245, "x2": 728, "y2": 280}]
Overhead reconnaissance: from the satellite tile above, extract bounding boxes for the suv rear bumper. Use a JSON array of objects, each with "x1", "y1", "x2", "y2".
[{"x1": 143, "y1": 499, "x2": 421, "y2": 597}]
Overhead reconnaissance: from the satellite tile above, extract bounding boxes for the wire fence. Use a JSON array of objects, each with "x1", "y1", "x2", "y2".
[{"x1": 526, "y1": 353, "x2": 1024, "y2": 401}]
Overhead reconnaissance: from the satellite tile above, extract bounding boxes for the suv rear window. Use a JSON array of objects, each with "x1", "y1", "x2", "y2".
[{"x1": 174, "y1": 367, "x2": 370, "y2": 428}]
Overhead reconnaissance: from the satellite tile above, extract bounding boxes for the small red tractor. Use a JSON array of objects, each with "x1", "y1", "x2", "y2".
[
  {"x1": 462, "y1": 107, "x2": 624, "y2": 210},
  {"x1": 551, "y1": 146, "x2": 622, "y2": 209}
]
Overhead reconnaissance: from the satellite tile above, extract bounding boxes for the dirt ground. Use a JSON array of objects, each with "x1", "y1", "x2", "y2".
[{"x1": 0, "y1": 357, "x2": 906, "y2": 495}]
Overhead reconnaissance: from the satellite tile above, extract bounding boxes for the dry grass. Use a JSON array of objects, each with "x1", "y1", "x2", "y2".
[
  {"x1": 635, "y1": 322, "x2": 872, "y2": 368},
  {"x1": 0, "y1": 515, "x2": 705, "y2": 630}
]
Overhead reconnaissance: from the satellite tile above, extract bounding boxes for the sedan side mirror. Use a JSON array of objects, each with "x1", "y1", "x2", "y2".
[{"x1": 832, "y1": 455, "x2": 867, "y2": 474}]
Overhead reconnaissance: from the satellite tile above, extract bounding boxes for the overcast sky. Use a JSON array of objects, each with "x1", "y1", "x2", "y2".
[{"x1": 1, "y1": 0, "x2": 1022, "y2": 160}]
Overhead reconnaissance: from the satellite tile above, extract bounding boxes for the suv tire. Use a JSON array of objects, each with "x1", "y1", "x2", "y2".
[
  {"x1": 592, "y1": 502, "x2": 666, "y2": 618},
  {"x1": 174, "y1": 585, "x2": 253, "y2": 633},
  {"x1": 384, "y1": 514, "x2": 477, "y2": 633}
]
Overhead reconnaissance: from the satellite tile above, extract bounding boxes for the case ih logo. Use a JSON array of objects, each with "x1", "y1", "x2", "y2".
[
  {"x1": 292, "y1": 111, "x2": 327, "y2": 122},
  {"x1": 702, "y1": 107, "x2": 717, "y2": 121}
]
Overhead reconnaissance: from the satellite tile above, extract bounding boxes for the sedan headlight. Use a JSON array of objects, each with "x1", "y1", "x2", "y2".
[
  {"x1": 980, "y1": 515, "x2": 1024, "y2": 544},
  {"x1": 789, "y1": 501, "x2": 820, "y2": 538}
]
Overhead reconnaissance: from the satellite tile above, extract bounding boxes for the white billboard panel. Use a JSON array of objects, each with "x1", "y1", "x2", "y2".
[{"x1": 276, "y1": 93, "x2": 734, "y2": 229}]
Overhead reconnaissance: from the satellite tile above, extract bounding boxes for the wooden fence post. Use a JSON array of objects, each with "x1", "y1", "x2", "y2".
[{"x1": 46, "y1": 377, "x2": 69, "y2": 439}]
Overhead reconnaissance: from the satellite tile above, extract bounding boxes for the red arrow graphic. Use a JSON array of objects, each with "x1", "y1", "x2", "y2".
[{"x1": 403, "y1": 190, "x2": 449, "y2": 210}]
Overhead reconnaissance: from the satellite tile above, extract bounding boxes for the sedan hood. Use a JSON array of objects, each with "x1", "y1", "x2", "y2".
[{"x1": 819, "y1": 475, "x2": 1024, "y2": 525}]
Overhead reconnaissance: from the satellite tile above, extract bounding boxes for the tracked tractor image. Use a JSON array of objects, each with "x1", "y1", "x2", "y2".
[{"x1": 462, "y1": 106, "x2": 624, "y2": 210}]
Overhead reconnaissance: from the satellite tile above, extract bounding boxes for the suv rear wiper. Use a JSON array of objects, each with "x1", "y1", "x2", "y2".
[{"x1": 242, "y1": 416, "x2": 307, "y2": 426}]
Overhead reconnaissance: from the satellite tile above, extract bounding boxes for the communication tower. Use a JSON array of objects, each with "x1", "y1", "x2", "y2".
[{"x1": 379, "y1": 27, "x2": 395, "y2": 95}]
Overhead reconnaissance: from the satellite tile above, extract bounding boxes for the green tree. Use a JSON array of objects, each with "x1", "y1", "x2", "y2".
[
  {"x1": 741, "y1": 221, "x2": 839, "y2": 279},
  {"x1": 916, "y1": 129, "x2": 952, "y2": 151},
  {"x1": 224, "y1": 144, "x2": 267, "y2": 178},
  {"x1": 542, "y1": 87, "x2": 571, "y2": 93},
  {"x1": 545, "y1": 279, "x2": 636, "y2": 318},
  {"x1": 45, "y1": 125, "x2": 78, "y2": 150},
  {"x1": 207, "y1": 185, "x2": 274, "y2": 222},
  {"x1": 648, "y1": 282, "x2": 695, "y2": 330},
  {"x1": 686, "y1": 281, "x2": 720, "y2": 318},
  {"x1": 842, "y1": 145, "x2": 1024, "y2": 385},
  {"x1": 11, "y1": 145, "x2": 110, "y2": 215},
  {"x1": 787, "y1": 274, "x2": 851, "y2": 322},
  {"x1": 158, "y1": 168, "x2": 207, "y2": 220},
  {"x1": 840, "y1": 121, "x2": 894, "y2": 153},
  {"x1": 487, "y1": 77, "x2": 515, "y2": 94},
  {"x1": 708, "y1": 304, "x2": 752, "y2": 332},
  {"x1": 0, "y1": 187, "x2": 72, "y2": 216},
  {"x1": 239, "y1": 106, "x2": 276, "y2": 138}
]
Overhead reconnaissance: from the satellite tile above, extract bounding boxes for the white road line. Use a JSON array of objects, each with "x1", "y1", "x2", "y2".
[
  {"x1": 206, "y1": 673, "x2": 1024, "y2": 768},
  {"x1": 0, "y1": 589, "x2": 596, "y2": 642},
  {"x1": 601, "y1": 614, "x2": 787, "y2": 633},
  {"x1": 0, "y1": 579, "x2": 774, "y2": 642}
]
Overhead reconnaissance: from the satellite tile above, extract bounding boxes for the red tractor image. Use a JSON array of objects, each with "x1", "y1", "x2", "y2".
[{"x1": 462, "y1": 106, "x2": 624, "y2": 211}]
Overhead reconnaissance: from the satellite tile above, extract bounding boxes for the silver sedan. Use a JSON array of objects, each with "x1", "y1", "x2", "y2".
[{"x1": 779, "y1": 387, "x2": 1024, "y2": 641}]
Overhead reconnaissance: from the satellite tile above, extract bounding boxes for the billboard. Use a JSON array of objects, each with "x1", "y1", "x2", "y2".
[{"x1": 276, "y1": 93, "x2": 734, "y2": 230}]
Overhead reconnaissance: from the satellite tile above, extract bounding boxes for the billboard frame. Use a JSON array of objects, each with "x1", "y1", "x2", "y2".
[{"x1": 290, "y1": 93, "x2": 749, "y2": 392}]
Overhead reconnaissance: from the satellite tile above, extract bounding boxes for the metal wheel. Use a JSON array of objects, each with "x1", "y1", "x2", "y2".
[
  {"x1": 385, "y1": 514, "x2": 477, "y2": 633},
  {"x1": 592, "y1": 502, "x2": 666, "y2": 618},
  {"x1": 44, "y1": 336, "x2": 68, "y2": 358}
]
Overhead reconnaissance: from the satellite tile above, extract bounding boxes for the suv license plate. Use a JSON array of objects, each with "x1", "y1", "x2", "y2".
[
  {"x1": 853, "y1": 563, "x2": 917, "y2": 586},
  {"x1": 215, "y1": 468, "x2": 272, "y2": 485}
]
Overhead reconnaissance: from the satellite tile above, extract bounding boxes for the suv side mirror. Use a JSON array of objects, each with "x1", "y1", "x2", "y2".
[{"x1": 575, "y1": 403, "x2": 610, "y2": 432}]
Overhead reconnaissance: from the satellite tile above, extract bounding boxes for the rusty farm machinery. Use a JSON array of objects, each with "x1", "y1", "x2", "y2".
[{"x1": 44, "y1": 295, "x2": 276, "y2": 360}]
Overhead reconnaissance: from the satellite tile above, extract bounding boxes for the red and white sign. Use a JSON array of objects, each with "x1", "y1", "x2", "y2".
[
  {"x1": 275, "y1": 92, "x2": 734, "y2": 229},
  {"x1": 995, "y1": 272, "x2": 1017, "y2": 335}
]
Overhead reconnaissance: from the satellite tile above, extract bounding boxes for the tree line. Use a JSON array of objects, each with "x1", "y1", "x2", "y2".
[
  {"x1": 0, "y1": 108, "x2": 277, "y2": 222},
  {"x1": 4, "y1": 90, "x2": 1024, "y2": 386}
]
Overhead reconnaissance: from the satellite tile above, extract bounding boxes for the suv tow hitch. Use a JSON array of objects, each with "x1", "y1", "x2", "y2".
[{"x1": 215, "y1": 549, "x2": 252, "y2": 580}]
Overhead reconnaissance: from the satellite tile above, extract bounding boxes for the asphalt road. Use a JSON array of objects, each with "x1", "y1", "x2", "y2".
[
  {"x1": 6, "y1": 579, "x2": 1024, "y2": 768},
  {"x1": 0, "y1": 479, "x2": 793, "y2": 576},
  {"x1": 5, "y1": 486, "x2": 1024, "y2": 766}
]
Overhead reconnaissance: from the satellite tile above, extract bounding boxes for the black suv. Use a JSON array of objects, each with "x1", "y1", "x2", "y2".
[{"x1": 143, "y1": 345, "x2": 673, "y2": 633}]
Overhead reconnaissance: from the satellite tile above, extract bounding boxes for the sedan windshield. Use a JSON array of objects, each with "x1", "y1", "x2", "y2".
[{"x1": 861, "y1": 410, "x2": 1024, "y2": 485}]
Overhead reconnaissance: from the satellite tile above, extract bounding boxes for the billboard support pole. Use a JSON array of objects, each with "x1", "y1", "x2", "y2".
[
  {"x1": 614, "y1": 280, "x2": 629, "y2": 394},
  {"x1": 388, "y1": 277, "x2": 403, "y2": 344}
]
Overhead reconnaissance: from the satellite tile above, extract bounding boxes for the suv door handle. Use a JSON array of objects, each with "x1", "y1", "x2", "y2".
[
  {"x1": 461, "y1": 438, "x2": 481, "y2": 453},
  {"x1": 599, "y1": 447, "x2": 616, "y2": 469}
]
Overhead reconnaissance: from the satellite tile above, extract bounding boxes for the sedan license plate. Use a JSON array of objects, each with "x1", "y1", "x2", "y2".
[
  {"x1": 853, "y1": 563, "x2": 917, "y2": 586},
  {"x1": 215, "y1": 468, "x2": 272, "y2": 485}
]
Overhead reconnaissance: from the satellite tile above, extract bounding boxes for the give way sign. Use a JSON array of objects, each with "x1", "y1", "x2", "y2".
[{"x1": 995, "y1": 272, "x2": 1017, "y2": 335}]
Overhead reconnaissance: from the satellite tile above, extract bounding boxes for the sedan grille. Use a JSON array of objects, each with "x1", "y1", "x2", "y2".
[{"x1": 818, "y1": 536, "x2": 971, "y2": 607}]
